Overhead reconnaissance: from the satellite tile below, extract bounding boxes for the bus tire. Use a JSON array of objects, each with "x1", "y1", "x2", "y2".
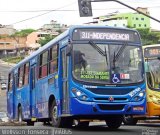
[
  {"x1": 123, "y1": 115, "x2": 138, "y2": 125},
  {"x1": 50, "y1": 101, "x2": 72, "y2": 128},
  {"x1": 74, "y1": 120, "x2": 89, "y2": 128},
  {"x1": 105, "y1": 115, "x2": 123, "y2": 129},
  {"x1": 27, "y1": 121, "x2": 34, "y2": 126},
  {"x1": 18, "y1": 106, "x2": 23, "y2": 122}
]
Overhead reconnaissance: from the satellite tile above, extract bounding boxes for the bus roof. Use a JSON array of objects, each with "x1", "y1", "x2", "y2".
[{"x1": 9, "y1": 25, "x2": 140, "y2": 73}]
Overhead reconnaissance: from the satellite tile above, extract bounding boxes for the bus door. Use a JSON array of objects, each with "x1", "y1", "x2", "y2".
[
  {"x1": 7, "y1": 72, "x2": 15, "y2": 119},
  {"x1": 61, "y1": 47, "x2": 70, "y2": 114},
  {"x1": 30, "y1": 65, "x2": 36, "y2": 118}
]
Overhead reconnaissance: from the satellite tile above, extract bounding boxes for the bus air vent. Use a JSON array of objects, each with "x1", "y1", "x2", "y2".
[{"x1": 98, "y1": 104, "x2": 125, "y2": 110}]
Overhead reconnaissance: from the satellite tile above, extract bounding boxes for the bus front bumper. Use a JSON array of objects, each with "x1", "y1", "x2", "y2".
[{"x1": 70, "y1": 98, "x2": 146, "y2": 116}]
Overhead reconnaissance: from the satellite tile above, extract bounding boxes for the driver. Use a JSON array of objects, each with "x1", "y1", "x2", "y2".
[{"x1": 74, "y1": 50, "x2": 88, "y2": 71}]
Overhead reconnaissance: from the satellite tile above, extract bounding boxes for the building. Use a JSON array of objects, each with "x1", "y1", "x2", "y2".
[
  {"x1": 0, "y1": 25, "x2": 16, "y2": 35},
  {"x1": 92, "y1": 7, "x2": 150, "y2": 29},
  {"x1": 26, "y1": 31, "x2": 52, "y2": 54},
  {"x1": 0, "y1": 37, "x2": 27, "y2": 58},
  {"x1": 39, "y1": 20, "x2": 68, "y2": 35}
]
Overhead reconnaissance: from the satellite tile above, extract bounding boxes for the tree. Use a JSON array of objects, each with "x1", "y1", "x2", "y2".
[
  {"x1": 11, "y1": 29, "x2": 36, "y2": 37},
  {"x1": 136, "y1": 28, "x2": 160, "y2": 45},
  {"x1": 10, "y1": 28, "x2": 36, "y2": 44},
  {"x1": 10, "y1": 29, "x2": 36, "y2": 56},
  {"x1": 38, "y1": 35, "x2": 55, "y2": 46}
]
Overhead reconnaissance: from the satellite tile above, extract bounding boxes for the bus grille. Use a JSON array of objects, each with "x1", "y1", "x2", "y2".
[
  {"x1": 98, "y1": 104, "x2": 125, "y2": 110},
  {"x1": 94, "y1": 98, "x2": 128, "y2": 102},
  {"x1": 88, "y1": 88, "x2": 133, "y2": 95}
]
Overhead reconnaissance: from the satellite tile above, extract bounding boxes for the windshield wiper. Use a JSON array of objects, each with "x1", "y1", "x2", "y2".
[
  {"x1": 113, "y1": 42, "x2": 128, "y2": 69},
  {"x1": 89, "y1": 41, "x2": 108, "y2": 65}
]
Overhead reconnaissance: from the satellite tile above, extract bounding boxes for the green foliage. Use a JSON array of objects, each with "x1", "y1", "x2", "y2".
[
  {"x1": 2, "y1": 56, "x2": 25, "y2": 64},
  {"x1": 136, "y1": 28, "x2": 160, "y2": 45},
  {"x1": 38, "y1": 35, "x2": 55, "y2": 46},
  {"x1": 11, "y1": 29, "x2": 36, "y2": 37}
]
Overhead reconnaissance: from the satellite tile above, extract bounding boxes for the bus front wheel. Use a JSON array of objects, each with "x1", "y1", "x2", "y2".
[
  {"x1": 105, "y1": 115, "x2": 123, "y2": 129},
  {"x1": 123, "y1": 115, "x2": 138, "y2": 125},
  {"x1": 50, "y1": 101, "x2": 72, "y2": 128},
  {"x1": 26, "y1": 121, "x2": 34, "y2": 126}
]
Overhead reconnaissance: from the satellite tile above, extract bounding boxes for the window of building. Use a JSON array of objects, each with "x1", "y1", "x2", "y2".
[
  {"x1": 141, "y1": 18, "x2": 144, "y2": 21},
  {"x1": 125, "y1": 17, "x2": 128, "y2": 19},
  {"x1": 139, "y1": 24, "x2": 141, "y2": 27},
  {"x1": 132, "y1": 17, "x2": 134, "y2": 20},
  {"x1": 18, "y1": 66, "x2": 24, "y2": 88},
  {"x1": 39, "y1": 51, "x2": 48, "y2": 78},
  {"x1": 49, "y1": 45, "x2": 58, "y2": 74},
  {"x1": 35, "y1": 40, "x2": 39, "y2": 43},
  {"x1": 134, "y1": 24, "x2": 136, "y2": 27},
  {"x1": 114, "y1": 24, "x2": 117, "y2": 27},
  {"x1": 144, "y1": 24, "x2": 147, "y2": 27},
  {"x1": 123, "y1": 24, "x2": 125, "y2": 26},
  {"x1": 8, "y1": 73, "x2": 13, "y2": 91},
  {"x1": 136, "y1": 18, "x2": 139, "y2": 20},
  {"x1": 24, "y1": 63, "x2": 30, "y2": 85},
  {"x1": 37, "y1": 34, "x2": 41, "y2": 37}
]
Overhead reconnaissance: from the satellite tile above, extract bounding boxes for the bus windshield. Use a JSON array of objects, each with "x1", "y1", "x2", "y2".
[
  {"x1": 72, "y1": 43, "x2": 144, "y2": 85},
  {"x1": 145, "y1": 58, "x2": 160, "y2": 90}
]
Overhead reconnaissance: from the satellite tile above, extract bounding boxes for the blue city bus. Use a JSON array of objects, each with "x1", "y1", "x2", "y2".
[{"x1": 7, "y1": 25, "x2": 146, "y2": 129}]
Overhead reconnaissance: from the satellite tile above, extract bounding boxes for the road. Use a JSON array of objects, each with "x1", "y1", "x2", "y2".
[
  {"x1": 0, "y1": 60, "x2": 13, "y2": 82},
  {"x1": 0, "y1": 60, "x2": 13, "y2": 112},
  {"x1": 0, "y1": 122, "x2": 160, "y2": 135}
]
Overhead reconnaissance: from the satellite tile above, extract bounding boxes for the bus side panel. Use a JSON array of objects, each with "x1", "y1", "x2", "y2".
[
  {"x1": 34, "y1": 73, "x2": 60, "y2": 119},
  {"x1": 13, "y1": 86, "x2": 30, "y2": 120},
  {"x1": 7, "y1": 90, "x2": 14, "y2": 119},
  {"x1": 146, "y1": 89, "x2": 160, "y2": 116}
]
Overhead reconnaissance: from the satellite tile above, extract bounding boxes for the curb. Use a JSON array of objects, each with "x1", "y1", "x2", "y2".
[{"x1": 0, "y1": 121, "x2": 27, "y2": 126}]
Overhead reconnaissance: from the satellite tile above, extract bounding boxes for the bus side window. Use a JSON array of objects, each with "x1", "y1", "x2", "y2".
[
  {"x1": 24, "y1": 63, "x2": 30, "y2": 85},
  {"x1": 49, "y1": 45, "x2": 58, "y2": 74},
  {"x1": 39, "y1": 51, "x2": 48, "y2": 78},
  {"x1": 8, "y1": 73, "x2": 13, "y2": 91},
  {"x1": 18, "y1": 65, "x2": 24, "y2": 88}
]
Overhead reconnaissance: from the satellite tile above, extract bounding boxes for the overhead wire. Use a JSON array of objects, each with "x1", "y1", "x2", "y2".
[
  {"x1": 0, "y1": 5, "x2": 160, "y2": 13},
  {"x1": 0, "y1": 1, "x2": 159, "y2": 26},
  {"x1": 7, "y1": 1, "x2": 76, "y2": 25}
]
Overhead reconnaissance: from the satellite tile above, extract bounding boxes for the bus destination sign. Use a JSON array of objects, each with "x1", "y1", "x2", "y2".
[
  {"x1": 144, "y1": 46, "x2": 160, "y2": 58},
  {"x1": 72, "y1": 28, "x2": 140, "y2": 42},
  {"x1": 80, "y1": 31, "x2": 130, "y2": 41}
]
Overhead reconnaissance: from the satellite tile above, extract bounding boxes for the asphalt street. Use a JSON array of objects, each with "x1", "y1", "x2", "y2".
[
  {"x1": 0, "y1": 122, "x2": 160, "y2": 135},
  {"x1": 0, "y1": 60, "x2": 13, "y2": 112}
]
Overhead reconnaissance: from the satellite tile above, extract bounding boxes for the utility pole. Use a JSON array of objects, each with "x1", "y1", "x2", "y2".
[{"x1": 78, "y1": 0, "x2": 160, "y2": 23}]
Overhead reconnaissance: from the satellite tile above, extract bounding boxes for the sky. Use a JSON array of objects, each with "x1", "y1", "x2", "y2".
[{"x1": 0, "y1": 0, "x2": 160, "y2": 30}]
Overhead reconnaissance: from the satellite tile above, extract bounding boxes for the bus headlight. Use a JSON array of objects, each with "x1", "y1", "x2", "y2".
[
  {"x1": 138, "y1": 91, "x2": 144, "y2": 97},
  {"x1": 72, "y1": 88, "x2": 90, "y2": 101},
  {"x1": 149, "y1": 95, "x2": 160, "y2": 104},
  {"x1": 131, "y1": 90, "x2": 145, "y2": 102}
]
